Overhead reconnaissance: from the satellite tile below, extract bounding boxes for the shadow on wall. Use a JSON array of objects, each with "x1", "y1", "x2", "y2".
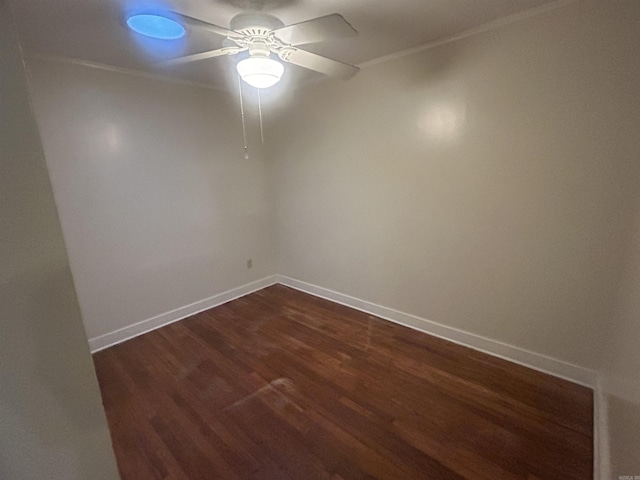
[{"x1": 0, "y1": 264, "x2": 111, "y2": 479}]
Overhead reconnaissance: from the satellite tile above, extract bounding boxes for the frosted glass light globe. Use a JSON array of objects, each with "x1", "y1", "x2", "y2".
[{"x1": 237, "y1": 57, "x2": 284, "y2": 89}]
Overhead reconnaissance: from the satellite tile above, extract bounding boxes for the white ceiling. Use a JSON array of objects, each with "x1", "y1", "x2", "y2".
[{"x1": 11, "y1": 0, "x2": 563, "y2": 89}]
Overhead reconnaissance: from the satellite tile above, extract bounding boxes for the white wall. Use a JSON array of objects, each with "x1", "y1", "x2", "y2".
[
  {"x1": 270, "y1": 0, "x2": 640, "y2": 474},
  {"x1": 26, "y1": 60, "x2": 277, "y2": 340},
  {"x1": 19, "y1": 0, "x2": 640, "y2": 475},
  {"x1": 0, "y1": 1, "x2": 119, "y2": 478},
  {"x1": 603, "y1": 194, "x2": 640, "y2": 477},
  {"x1": 270, "y1": 0, "x2": 640, "y2": 371}
]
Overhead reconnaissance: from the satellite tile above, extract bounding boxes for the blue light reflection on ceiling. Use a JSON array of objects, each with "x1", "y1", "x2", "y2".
[{"x1": 126, "y1": 14, "x2": 186, "y2": 40}]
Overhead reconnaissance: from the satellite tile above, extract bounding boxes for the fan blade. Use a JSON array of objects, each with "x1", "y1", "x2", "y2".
[
  {"x1": 282, "y1": 48, "x2": 359, "y2": 79},
  {"x1": 172, "y1": 12, "x2": 242, "y2": 39},
  {"x1": 273, "y1": 14, "x2": 357, "y2": 46},
  {"x1": 157, "y1": 47, "x2": 244, "y2": 67}
]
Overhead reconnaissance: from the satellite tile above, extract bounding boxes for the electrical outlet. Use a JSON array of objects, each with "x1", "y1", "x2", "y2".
[{"x1": 246, "y1": 259, "x2": 253, "y2": 269}]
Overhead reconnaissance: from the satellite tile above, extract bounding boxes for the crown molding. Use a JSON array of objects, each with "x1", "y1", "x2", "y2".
[
  {"x1": 23, "y1": 52, "x2": 226, "y2": 91},
  {"x1": 358, "y1": 0, "x2": 582, "y2": 69}
]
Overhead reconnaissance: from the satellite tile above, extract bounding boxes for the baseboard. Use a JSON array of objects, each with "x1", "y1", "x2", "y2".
[
  {"x1": 594, "y1": 375, "x2": 610, "y2": 480},
  {"x1": 88, "y1": 275, "x2": 278, "y2": 353},
  {"x1": 595, "y1": 375, "x2": 640, "y2": 480},
  {"x1": 90, "y1": 273, "x2": 597, "y2": 385},
  {"x1": 278, "y1": 277, "x2": 601, "y2": 479},
  {"x1": 276, "y1": 275, "x2": 596, "y2": 388},
  {"x1": 88, "y1": 273, "x2": 601, "y2": 476}
]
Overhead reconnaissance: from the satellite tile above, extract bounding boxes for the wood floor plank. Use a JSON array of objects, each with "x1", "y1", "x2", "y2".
[{"x1": 93, "y1": 284, "x2": 593, "y2": 479}]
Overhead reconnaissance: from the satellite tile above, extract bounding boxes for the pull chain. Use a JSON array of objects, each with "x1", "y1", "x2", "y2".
[
  {"x1": 237, "y1": 73, "x2": 249, "y2": 160},
  {"x1": 257, "y1": 88, "x2": 264, "y2": 145}
]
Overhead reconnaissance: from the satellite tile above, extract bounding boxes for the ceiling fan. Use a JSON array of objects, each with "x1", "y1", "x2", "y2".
[{"x1": 139, "y1": 11, "x2": 360, "y2": 89}]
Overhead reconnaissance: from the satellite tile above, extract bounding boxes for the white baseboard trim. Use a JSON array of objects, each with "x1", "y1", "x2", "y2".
[
  {"x1": 88, "y1": 275, "x2": 278, "y2": 353},
  {"x1": 89, "y1": 273, "x2": 597, "y2": 388},
  {"x1": 594, "y1": 375, "x2": 610, "y2": 480},
  {"x1": 88, "y1": 273, "x2": 602, "y2": 476},
  {"x1": 276, "y1": 275, "x2": 596, "y2": 388}
]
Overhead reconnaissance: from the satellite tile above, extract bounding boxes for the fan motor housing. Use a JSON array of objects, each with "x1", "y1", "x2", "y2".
[{"x1": 230, "y1": 13, "x2": 284, "y2": 34}]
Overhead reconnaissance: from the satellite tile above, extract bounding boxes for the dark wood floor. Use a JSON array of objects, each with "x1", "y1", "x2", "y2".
[{"x1": 93, "y1": 285, "x2": 593, "y2": 480}]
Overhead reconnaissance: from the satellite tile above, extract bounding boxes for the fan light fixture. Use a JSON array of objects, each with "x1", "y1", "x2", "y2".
[
  {"x1": 126, "y1": 14, "x2": 186, "y2": 40},
  {"x1": 237, "y1": 56, "x2": 284, "y2": 89}
]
